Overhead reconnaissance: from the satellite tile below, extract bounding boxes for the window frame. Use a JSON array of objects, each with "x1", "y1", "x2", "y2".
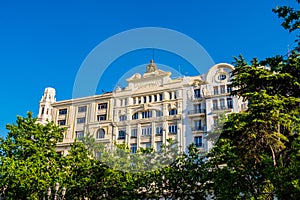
[
  {"x1": 78, "y1": 106, "x2": 87, "y2": 113},
  {"x1": 96, "y1": 128, "x2": 105, "y2": 139},
  {"x1": 97, "y1": 114, "x2": 107, "y2": 121},
  {"x1": 59, "y1": 108, "x2": 67, "y2": 115}
]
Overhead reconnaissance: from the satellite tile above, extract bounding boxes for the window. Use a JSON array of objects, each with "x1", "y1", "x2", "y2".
[
  {"x1": 149, "y1": 96, "x2": 152, "y2": 102},
  {"x1": 220, "y1": 99, "x2": 225, "y2": 109},
  {"x1": 169, "y1": 92, "x2": 173, "y2": 100},
  {"x1": 58, "y1": 120, "x2": 66, "y2": 126},
  {"x1": 159, "y1": 94, "x2": 163, "y2": 101},
  {"x1": 145, "y1": 143, "x2": 151, "y2": 148},
  {"x1": 78, "y1": 106, "x2": 87, "y2": 112},
  {"x1": 213, "y1": 100, "x2": 218, "y2": 110},
  {"x1": 227, "y1": 98, "x2": 233, "y2": 109},
  {"x1": 156, "y1": 110, "x2": 163, "y2": 117},
  {"x1": 119, "y1": 115, "x2": 127, "y2": 121},
  {"x1": 169, "y1": 109, "x2": 177, "y2": 115},
  {"x1": 121, "y1": 99, "x2": 127, "y2": 106},
  {"x1": 131, "y1": 144, "x2": 137, "y2": 154},
  {"x1": 94, "y1": 152, "x2": 101, "y2": 160},
  {"x1": 131, "y1": 128, "x2": 137, "y2": 138},
  {"x1": 220, "y1": 85, "x2": 226, "y2": 94},
  {"x1": 213, "y1": 116, "x2": 218, "y2": 126},
  {"x1": 132, "y1": 112, "x2": 139, "y2": 120},
  {"x1": 142, "y1": 110, "x2": 152, "y2": 118},
  {"x1": 227, "y1": 85, "x2": 232, "y2": 93},
  {"x1": 97, "y1": 115, "x2": 107, "y2": 121},
  {"x1": 59, "y1": 108, "x2": 67, "y2": 115},
  {"x1": 213, "y1": 86, "x2": 219, "y2": 95},
  {"x1": 77, "y1": 117, "x2": 86, "y2": 124},
  {"x1": 168, "y1": 124, "x2": 177, "y2": 134},
  {"x1": 142, "y1": 127, "x2": 152, "y2": 136},
  {"x1": 194, "y1": 89, "x2": 201, "y2": 98},
  {"x1": 218, "y1": 74, "x2": 227, "y2": 81},
  {"x1": 156, "y1": 142, "x2": 162, "y2": 152},
  {"x1": 118, "y1": 130, "x2": 126, "y2": 139},
  {"x1": 154, "y1": 95, "x2": 157, "y2": 102},
  {"x1": 143, "y1": 97, "x2": 146, "y2": 103},
  {"x1": 41, "y1": 107, "x2": 45, "y2": 115},
  {"x1": 133, "y1": 98, "x2": 137, "y2": 104},
  {"x1": 194, "y1": 120, "x2": 202, "y2": 131},
  {"x1": 194, "y1": 104, "x2": 201, "y2": 113},
  {"x1": 142, "y1": 142, "x2": 151, "y2": 148},
  {"x1": 156, "y1": 126, "x2": 163, "y2": 135},
  {"x1": 96, "y1": 129, "x2": 105, "y2": 139},
  {"x1": 194, "y1": 136, "x2": 203, "y2": 148},
  {"x1": 76, "y1": 131, "x2": 84, "y2": 140},
  {"x1": 98, "y1": 103, "x2": 107, "y2": 110}
]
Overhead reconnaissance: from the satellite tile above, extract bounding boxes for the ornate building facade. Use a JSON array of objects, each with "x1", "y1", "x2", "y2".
[{"x1": 37, "y1": 60, "x2": 246, "y2": 155}]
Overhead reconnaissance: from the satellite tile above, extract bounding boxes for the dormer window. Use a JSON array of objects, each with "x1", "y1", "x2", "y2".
[{"x1": 218, "y1": 74, "x2": 227, "y2": 81}]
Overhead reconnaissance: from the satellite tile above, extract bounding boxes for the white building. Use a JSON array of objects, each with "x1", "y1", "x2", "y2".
[{"x1": 37, "y1": 60, "x2": 245, "y2": 155}]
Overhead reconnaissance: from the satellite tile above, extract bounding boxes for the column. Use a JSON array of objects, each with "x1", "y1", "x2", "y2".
[
  {"x1": 137, "y1": 124, "x2": 141, "y2": 148},
  {"x1": 145, "y1": 96, "x2": 149, "y2": 103},
  {"x1": 151, "y1": 122, "x2": 155, "y2": 147},
  {"x1": 163, "y1": 121, "x2": 168, "y2": 144},
  {"x1": 126, "y1": 126, "x2": 131, "y2": 146}
]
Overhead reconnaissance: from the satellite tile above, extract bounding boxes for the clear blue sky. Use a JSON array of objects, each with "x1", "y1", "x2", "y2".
[{"x1": 0, "y1": 0, "x2": 298, "y2": 137}]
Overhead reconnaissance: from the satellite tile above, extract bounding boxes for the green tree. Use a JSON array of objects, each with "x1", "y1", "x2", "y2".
[
  {"x1": 206, "y1": 53, "x2": 300, "y2": 199},
  {"x1": 205, "y1": 1, "x2": 300, "y2": 199},
  {"x1": 0, "y1": 112, "x2": 66, "y2": 200},
  {"x1": 273, "y1": 0, "x2": 300, "y2": 49},
  {"x1": 206, "y1": 112, "x2": 227, "y2": 146},
  {"x1": 62, "y1": 141, "x2": 109, "y2": 199}
]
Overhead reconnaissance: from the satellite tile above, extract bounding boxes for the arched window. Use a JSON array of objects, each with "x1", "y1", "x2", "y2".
[
  {"x1": 132, "y1": 112, "x2": 139, "y2": 120},
  {"x1": 96, "y1": 128, "x2": 105, "y2": 139}
]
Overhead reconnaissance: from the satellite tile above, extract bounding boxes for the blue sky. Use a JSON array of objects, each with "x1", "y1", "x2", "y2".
[{"x1": 0, "y1": 0, "x2": 298, "y2": 136}]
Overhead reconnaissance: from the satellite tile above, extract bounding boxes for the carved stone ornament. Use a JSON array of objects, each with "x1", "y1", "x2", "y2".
[{"x1": 146, "y1": 59, "x2": 157, "y2": 73}]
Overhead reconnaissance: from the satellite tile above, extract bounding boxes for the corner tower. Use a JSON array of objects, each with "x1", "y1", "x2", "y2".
[{"x1": 38, "y1": 87, "x2": 56, "y2": 124}]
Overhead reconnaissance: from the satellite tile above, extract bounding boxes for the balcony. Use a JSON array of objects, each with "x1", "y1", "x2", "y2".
[
  {"x1": 188, "y1": 109, "x2": 206, "y2": 115},
  {"x1": 192, "y1": 126, "x2": 204, "y2": 132},
  {"x1": 212, "y1": 105, "x2": 233, "y2": 112},
  {"x1": 192, "y1": 95, "x2": 203, "y2": 101},
  {"x1": 195, "y1": 143, "x2": 204, "y2": 148},
  {"x1": 118, "y1": 136, "x2": 126, "y2": 140}
]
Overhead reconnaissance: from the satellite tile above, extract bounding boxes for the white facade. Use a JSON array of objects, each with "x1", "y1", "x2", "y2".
[{"x1": 37, "y1": 60, "x2": 246, "y2": 154}]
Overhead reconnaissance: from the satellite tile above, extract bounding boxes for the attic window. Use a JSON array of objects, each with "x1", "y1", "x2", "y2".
[{"x1": 218, "y1": 74, "x2": 227, "y2": 81}]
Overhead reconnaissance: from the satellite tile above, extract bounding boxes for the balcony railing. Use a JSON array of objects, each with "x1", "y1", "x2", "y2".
[
  {"x1": 192, "y1": 127, "x2": 204, "y2": 131},
  {"x1": 193, "y1": 95, "x2": 203, "y2": 99},
  {"x1": 118, "y1": 135, "x2": 126, "y2": 139},
  {"x1": 195, "y1": 143, "x2": 204, "y2": 148},
  {"x1": 212, "y1": 105, "x2": 233, "y2": 110},
  {"x1": 188, "y1": 109, "x2": 206, "y2": 115}
]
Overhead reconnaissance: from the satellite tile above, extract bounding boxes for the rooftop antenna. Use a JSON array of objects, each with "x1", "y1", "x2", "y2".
[
  {"x1": 178, "y1": 65, "x2": 182, "y2": 77},
  {"x1": 152, "y1": 48, "x2": 155, "y2": 61}
]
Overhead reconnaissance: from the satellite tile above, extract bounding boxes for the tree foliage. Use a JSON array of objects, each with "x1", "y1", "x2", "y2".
[
  {"x1": 0, "y1": 112, "x2": 66, "y2": 200},
  {"x1": 0, "y1": 2, "x2": 300, "y2": 199},
  {"x1": 206, "y1": 42, "x2": 300, "y2": 200}
]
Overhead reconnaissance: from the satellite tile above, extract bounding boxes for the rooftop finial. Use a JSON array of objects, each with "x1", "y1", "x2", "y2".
[{"x1": 146, "y1": 59, "x2": 157, "y2": 73}]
